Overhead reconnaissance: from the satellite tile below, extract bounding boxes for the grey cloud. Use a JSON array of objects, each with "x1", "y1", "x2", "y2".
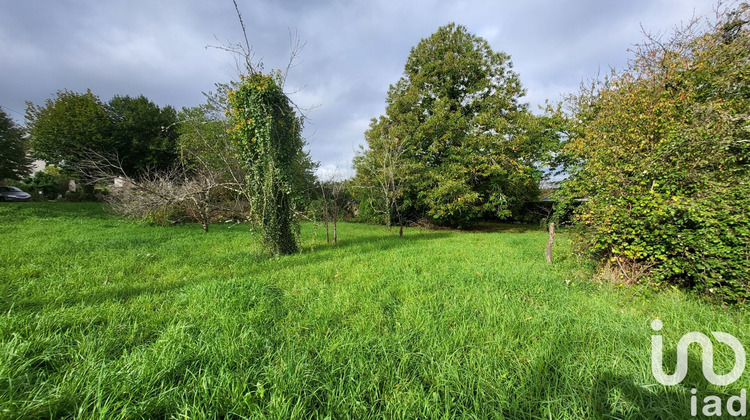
[{"x1": 0, "y1": 0, "x2": 715, "y2": 173}]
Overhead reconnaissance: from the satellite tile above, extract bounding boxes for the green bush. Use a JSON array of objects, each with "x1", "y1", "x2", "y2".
[
  {"x1": 558, "y1": 6, "x2": 750, "y2": 302},
  {"x1": 19, "y1": 166, "x2": 69, "y2": 200}
]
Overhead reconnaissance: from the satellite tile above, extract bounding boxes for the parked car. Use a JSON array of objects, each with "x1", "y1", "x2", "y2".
[{"x1": 0, "y1": 186, "x2": 31, "y2": 202}]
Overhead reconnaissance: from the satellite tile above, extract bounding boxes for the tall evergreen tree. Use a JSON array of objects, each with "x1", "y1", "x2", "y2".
[
  {"x1": 0, "y1": 108, "x2": 32, "y2": 181},
  {"x1": 355, "y1": 23, "x2": 542, "y2": 227}
]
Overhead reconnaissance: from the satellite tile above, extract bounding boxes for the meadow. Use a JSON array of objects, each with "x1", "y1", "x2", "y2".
[{"x1": 1, "y1": 203, "x2": 748, "y2": 419}]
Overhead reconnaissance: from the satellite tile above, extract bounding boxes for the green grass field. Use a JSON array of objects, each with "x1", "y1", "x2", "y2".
[{"x1": 1, "y1": 203, "x2": 748, "y2": 419}]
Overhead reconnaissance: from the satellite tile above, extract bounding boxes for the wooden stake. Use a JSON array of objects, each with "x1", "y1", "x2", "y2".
[{"x1": 546, "y1": 222, "x2": 555, "y2": 263}]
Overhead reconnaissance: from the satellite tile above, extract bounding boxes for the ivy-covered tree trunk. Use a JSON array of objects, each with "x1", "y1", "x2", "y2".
[{"x1": 228, "y1": 73, "x2": 304, "y2": 255}]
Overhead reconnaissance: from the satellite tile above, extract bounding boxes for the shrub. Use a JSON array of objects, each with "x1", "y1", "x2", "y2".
[
  {"x1": 20, "y1": 166, "x2": 70, "y2": 200},
  {"x1": 558, "y1": 5, "x2": 750, "y2": 302}
]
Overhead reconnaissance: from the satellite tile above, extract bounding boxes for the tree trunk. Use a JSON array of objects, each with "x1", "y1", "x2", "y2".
[
  {"x1": 332, "y1": 204, "x2": 338, "y2": 244},
  {"x1": 322, "y1": 190, "x2": 330, "y2": 244},
  {"x1": 546, "y1": 222, "x2": 555, "y2": 263},
  {"x1": 203, "y1": 198, "x2": 210, "y2": 233}
]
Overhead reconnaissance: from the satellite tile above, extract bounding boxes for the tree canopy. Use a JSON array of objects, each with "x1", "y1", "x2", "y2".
[
  {"x1": 354, "y1": 23, "x2": 545, "y2": 227},
  {"x1": 25, "y1": 90, "x2": 179, "y2": 177},
  {"x1": 26, "y1": 90, "x2": 110, "y2": 171},
  {"x1": 0, "y1": 108, "x2": 32, "y2": 181},
  {"x1": 107, "y1": 95, "x2": 179, "y2": 175}
]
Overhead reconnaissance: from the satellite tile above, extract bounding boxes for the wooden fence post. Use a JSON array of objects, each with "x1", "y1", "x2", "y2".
[{"x1": 546, "y1": 222, "x2": 555, "y2": 263}]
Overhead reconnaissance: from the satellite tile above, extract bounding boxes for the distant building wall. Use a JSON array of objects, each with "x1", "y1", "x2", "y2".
[{"x1": 31, "y1": 159, "x2": 46, "y2": 174}]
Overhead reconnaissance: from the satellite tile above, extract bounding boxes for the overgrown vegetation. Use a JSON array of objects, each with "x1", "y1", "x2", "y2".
[
  {"x1": 1, "y1": 203, "x2": 748, "y2": 418},
  {"x1": 18, "y1": 165, "x2": 73, "y2": 201},
  {"x1": 228, "y1": 73, "x2": 313, "y2": 255},
  {"x1": 557, "y1": 3, "x2": 750, "y2": 302}
]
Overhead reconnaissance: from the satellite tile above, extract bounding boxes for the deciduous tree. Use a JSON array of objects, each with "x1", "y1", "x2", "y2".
[
  {"x1": 26, "y1": 90, "x2": 110, "y2": 171},
  {"x1": 352, "y1": 117, "x2": 407, "y2": 233},
  {"x1": 26, "y1": 90, "x2": 180, "y2": 179}
]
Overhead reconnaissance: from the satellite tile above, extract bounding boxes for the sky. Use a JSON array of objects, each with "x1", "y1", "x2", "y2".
[{"x1": 0, "y1": 0, "x2": 716, "y2": 178}]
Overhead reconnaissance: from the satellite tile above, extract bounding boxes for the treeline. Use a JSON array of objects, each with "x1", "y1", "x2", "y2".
[
  {"x1": 2, "y1": 3, "x2": 747, "y2": 301},
  {"x1": 8, "y1": 84, "x2": 318, "y2": 244},
  {"x1": 27, "y1": 91, "x2": 180, "y2": 178},
  {"x1": 2, "y1": 92, "x2": 183, "y2": 201}
]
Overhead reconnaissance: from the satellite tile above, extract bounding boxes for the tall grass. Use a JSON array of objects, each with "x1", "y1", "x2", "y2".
[{"x1": 0, "y1": 203, "x2": 747, "y2": 418}]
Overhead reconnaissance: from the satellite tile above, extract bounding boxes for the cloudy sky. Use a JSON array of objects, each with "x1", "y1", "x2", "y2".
[{"x1": 0, "y1": 0, "x2": 716, "y2": 178}]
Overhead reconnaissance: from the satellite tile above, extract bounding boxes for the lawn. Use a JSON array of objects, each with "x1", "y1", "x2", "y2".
[{"x1": 1, "y1": 203, "x2": 747, "y2": 419}]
